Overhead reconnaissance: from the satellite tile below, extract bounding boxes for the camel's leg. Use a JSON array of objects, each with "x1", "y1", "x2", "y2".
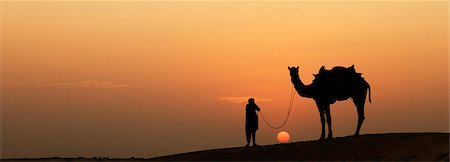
[
  {"x1": 316, "y1": 102, "x2": 326, "y2": 140},
  {"x1": 319, "y1": 111, "x2": 326, "y2": 140},
  {"x1": 324, "y1": 104, "x2": 333, "y2": 139},
  {"x1": 353, "y1": 97, "x2": 366, "y2": 136}
]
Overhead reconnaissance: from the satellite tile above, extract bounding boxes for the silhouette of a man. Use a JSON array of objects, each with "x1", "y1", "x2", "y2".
[{"x1": 245, "y1": 98, "x2": 260, "y2": 147}]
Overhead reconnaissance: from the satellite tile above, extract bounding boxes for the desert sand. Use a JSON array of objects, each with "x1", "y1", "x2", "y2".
[
  {"x1": 3, "y1": 133, "x2": 448, "y2": 161},
  {"x1": 151, "y1": 133, "x2": 449, "y2": 161}
]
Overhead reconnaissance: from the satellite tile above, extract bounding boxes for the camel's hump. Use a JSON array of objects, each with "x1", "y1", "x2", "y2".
[{"x1": 313, "y1": 65, "x2": 363, "y2": 84}]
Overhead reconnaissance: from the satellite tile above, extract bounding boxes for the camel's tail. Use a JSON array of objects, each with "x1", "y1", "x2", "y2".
[{"x1": 368, "y1": 85, "x2": 371, "y2": 103}]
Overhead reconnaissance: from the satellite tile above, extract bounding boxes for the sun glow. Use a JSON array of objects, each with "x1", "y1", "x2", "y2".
[{"x1": 277, "y1": 131, "x2": 290, "y2": 143}]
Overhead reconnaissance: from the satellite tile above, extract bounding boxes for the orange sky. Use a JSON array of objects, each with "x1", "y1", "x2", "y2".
[{"x1": 1, "y1": 1, "x2": 448, "y2": 158}]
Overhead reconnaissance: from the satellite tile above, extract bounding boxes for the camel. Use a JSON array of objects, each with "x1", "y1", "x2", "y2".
[{"x1": 288, "y1": 65, "x2": 371, "y2": 140}]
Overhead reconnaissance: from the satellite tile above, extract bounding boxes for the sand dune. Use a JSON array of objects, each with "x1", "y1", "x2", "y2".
[
  {"x1": 151, "y1": 133, "x2": 449, "y2": 161},
  {"x1": 2, "y1": 133, "x2": 448, "y2": 161}
]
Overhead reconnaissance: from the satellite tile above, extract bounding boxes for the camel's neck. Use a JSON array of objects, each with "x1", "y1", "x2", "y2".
[{"x1": 290, "y1": 73, "x2": 314, "y2": 98}]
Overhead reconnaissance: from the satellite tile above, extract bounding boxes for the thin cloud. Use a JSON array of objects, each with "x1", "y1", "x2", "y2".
[
  {"x1": 38, "y1": 79, "x2": 129, "y2": 90},
  {"x1": 219, "y1": 96, "x2": 274, "y2": 104},
  {"x1": 1, "y1": 80, "x2": 29, "y2": 86},
  {"x1": 2, "y1": 79, "x2": 129, "y2": 90}
]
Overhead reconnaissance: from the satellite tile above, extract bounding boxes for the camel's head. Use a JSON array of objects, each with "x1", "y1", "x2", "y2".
[{"x1": 288, "y1": 66, "x2": 300, "y2": 78}]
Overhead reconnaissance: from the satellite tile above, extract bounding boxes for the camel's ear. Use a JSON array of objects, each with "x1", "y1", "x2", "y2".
[
  {"x1": 350, "y1": 65, "x2": 355, "y2": 72},
  {"x1": 296, "y1": 66, "x2": 299, "y2": 69},
  {"x1": 288, "y1": 66, "x2": 291, "y2": 70}
]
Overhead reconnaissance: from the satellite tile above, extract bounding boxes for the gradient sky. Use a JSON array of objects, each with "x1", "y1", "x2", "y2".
[{"x1": 1, "y1": 1, "x2": 448, "y2": 158}]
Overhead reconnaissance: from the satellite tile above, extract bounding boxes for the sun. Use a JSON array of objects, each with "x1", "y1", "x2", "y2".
[{"x1": 277, "y1": 131, "x2": 290, "y2": 143}]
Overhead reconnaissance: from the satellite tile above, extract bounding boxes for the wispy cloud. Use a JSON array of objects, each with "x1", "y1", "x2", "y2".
[
  {"x1": 38, "y1": 79, "x2": 129, "y2": 90},
  {"x1": 2, "y1": 79, "x2": 129, "y2": 90},
  {"x1": 218, "y1": 96, "x2": 274, "y2": 104},
  {"x1": 1, "y1": 80, "x2": 29, "y2": 86}
]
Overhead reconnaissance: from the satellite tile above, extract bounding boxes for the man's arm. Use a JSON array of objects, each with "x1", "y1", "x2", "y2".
[{"x1": 255, "y1": 105, "x2": 260, "y2": 111}]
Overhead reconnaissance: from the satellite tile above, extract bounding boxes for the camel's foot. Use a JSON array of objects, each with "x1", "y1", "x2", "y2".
[
  {"x1": 354, "y1": 132, "x2": 360, "y2": 136},
  {"x1": 327, "y1": 135, "x2": 333, "y2": 139},
  {"x1": 327, "y1": 132, "x2": 333, "y2": 139}
]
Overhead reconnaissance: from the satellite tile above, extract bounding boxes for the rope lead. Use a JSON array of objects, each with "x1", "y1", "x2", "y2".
[{"x1": 259, "y1": 85, "x2": 295, "y2": 129}]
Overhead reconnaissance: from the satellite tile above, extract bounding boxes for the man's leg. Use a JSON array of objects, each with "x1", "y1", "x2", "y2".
[
  {"x1": 245, "y1": 129, "x2": 250, "y2": 147},
  {"x1": 252, "y1": 131, "x2": 258, "y2": 146}
]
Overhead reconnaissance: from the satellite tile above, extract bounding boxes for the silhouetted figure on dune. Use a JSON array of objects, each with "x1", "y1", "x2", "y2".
[
  {"x1": 245, "y1": 98, "x2": 261, "y2": 147},
  {"x1": 288, "y1": 65, "x2": 371, "y2": 140}
]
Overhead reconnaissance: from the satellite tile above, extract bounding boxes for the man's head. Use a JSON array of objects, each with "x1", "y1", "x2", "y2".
[{"x1": 248, "y1": 98, "x2": 255, "y2": 104}]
